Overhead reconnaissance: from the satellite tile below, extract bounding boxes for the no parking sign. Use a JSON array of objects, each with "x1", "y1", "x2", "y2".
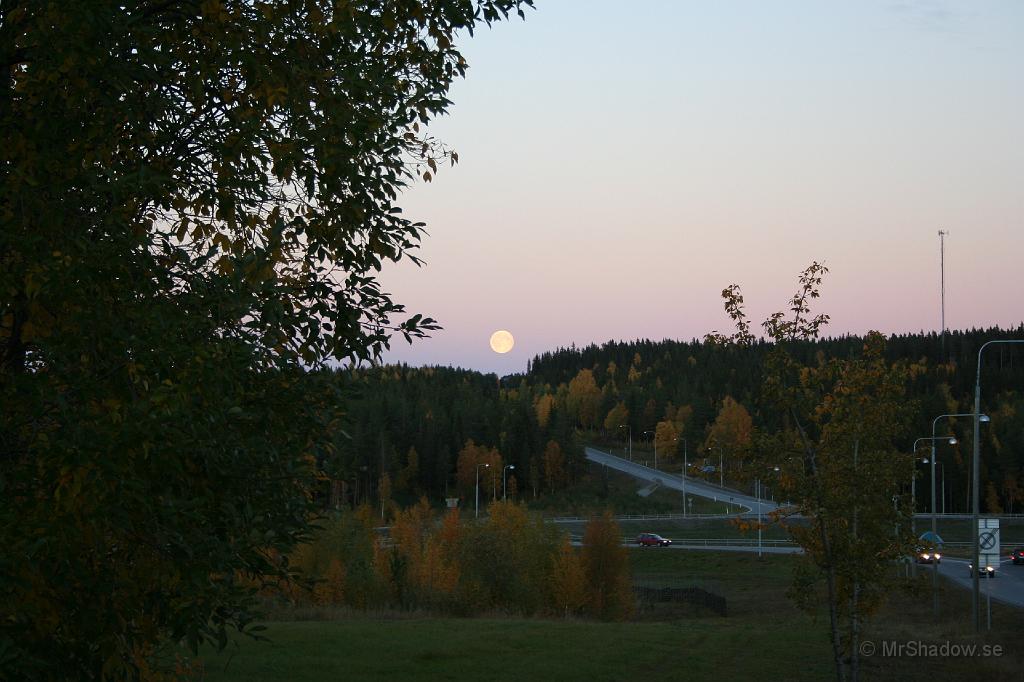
[{"x1": 978, "y1": 518, "x2": 1000, "y2": 570}]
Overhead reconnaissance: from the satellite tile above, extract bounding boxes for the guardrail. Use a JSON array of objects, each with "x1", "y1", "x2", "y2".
[
  {"x1": 909, "y1": 514, "x2": 1024, "y2": 520},
  {"x1": 941, "y1": 541, "x2": 1024, "y2": 548},
  {"x1": 547, "y1": 513, "x2": 740, "y2": 523},
  {"x1": 634, "y1": 537, "x2": 796, "y2": 547},
  {"x1": 585, "y1": 447, "x2": 750, "y2": 496},
  {"x1": 566, "y1": 534, "x2": 798, "y2": 547},
  {"x1": 549, "y1": 512, "x2": 1024, "y2": 523}
]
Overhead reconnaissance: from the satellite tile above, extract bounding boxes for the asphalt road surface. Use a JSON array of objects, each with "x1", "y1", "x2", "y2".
[
  {"x1": 648, "y1": 543, "x2": 801, "y2": 555},
  {"x1": 585, "y1": 446, "x2": 779, "y2": 514},
  {"x1": 567, "y1": 539, "x2": 803, "y2": 555},
  {"x1": 935, "y1": 557, "x2": 1024, "y2": 608}
]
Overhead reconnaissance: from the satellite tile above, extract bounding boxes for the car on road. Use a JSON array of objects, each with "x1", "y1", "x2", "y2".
[
  {"x1": 914, "y1": 547, "x2": 941, "y2": 564},
  {"x1": 636, "y1": 533, "x2": 671, "y2": 547},
  {"x1": 968, "y1": 563, "x2": 996, "y2": 578},
  {"x1": 1011, "y1": 548, "x2": 1024, "y2": 565}
]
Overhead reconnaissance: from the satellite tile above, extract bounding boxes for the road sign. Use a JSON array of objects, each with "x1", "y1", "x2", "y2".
[{"x1": 978, "y1": 518, "x2": 1000, "y2": 570}]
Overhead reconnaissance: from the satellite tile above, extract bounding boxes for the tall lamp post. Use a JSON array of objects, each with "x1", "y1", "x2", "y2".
[
  {"x1": 756, "y1": 467, "x2": 780, "y2": 559},
  {"x1": 502, "y1": 464, "x2": 515, "y2": 501},
  {"x1": 972, "y1": 339, "x2": 1023, "y2": 631},
  {"x1": 643, "y1": 430, "x2": 656, "y2": 469},
  {"x1": 912, "y1": 436, "x2": 956, "y2": 535},
  {"x1": 930, "y1": 412, "x2": 988, "y2": 616},
  {"x1": 704, "y1": 444, "x2": 720, "y2": 485},
  {"x1": 708, "y1": 447, "x2": 723, "y2": 487},
  {"x1": 619, "y1": 424, "x2": 632, "y2": 461},
  {"x1": 475, "y1": 463, "x2": 489, "y2": 519},
  {"x1": 681, "y1": 440, "x2": 689, "y2": 517},
  {"x1": 937, "y1": 461, "x2": 945, "y2": 514}
]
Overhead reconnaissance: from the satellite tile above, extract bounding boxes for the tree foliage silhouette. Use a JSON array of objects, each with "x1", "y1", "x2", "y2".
[{"x1": 0, "y1": 1, "x2": 533, "y2": 678}]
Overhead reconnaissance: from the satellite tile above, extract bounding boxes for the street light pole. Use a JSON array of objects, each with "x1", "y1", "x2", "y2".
[
  {"x1": 502, "y1": 464, "x2": 515, "y2": 501},
  {"x1": 475, "y1": 463, "x2": 489, "y2": 519},
  {"x1": 681, "y1": 459, "x2": 687, "y2": 517},
  {"x1": 681, "y1": 439, "x2": 688, "y2": 518},
  {"x1": 643, "y1": 430, "x2": 658, "y2": 470},
  {"x1": 930, "y1": 412, "x2": 988, "y2": 617},
  {"x1": 704, "y1": 446, "x2": 722, "y2": 486},
  {"x1": 938, "y1": 462, "x2": 945, "y2": 514},
  {"x1": 756, "y1": 466, "x2": 780, "y2": 559},
  {"x1": 972, "y1": 339, "x2": 1024, "y2": 631},
  {"x1": 756, "y1": 478, "x2": 762, "y2": 559},
  {"x1": 912, "y1": 436, "x2": 956, "y2": 537},
  {"x1": 619, "y1": 424, "x2": 632, "y2": 461}
]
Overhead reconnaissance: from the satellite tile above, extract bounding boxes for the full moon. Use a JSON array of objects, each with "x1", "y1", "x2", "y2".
[{"x1": 489, "y1": 330, "x2": 515, "y2": 354}]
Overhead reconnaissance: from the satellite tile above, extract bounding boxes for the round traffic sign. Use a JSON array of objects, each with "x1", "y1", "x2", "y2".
[{"x1": 979, "y1": 531, "x2": 997, "y2": 550}]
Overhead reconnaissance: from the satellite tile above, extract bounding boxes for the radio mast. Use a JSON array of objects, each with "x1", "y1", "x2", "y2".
[{"x1": 938, "y1": 230, "x2": 947, "y2": 359}]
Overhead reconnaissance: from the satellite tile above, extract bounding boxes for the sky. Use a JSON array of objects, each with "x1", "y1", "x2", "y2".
[{"x1": 379, "y1": 0, "x2": 1024, "y2": 375}]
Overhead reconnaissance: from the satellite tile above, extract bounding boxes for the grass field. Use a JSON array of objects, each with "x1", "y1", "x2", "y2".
[
  {"x1": 196, "y1": 547, "x2": 1024, "y2": 682},
  {"x1": 629, "y1": 547, "x2": 796, "y2": 615},
  {"x1": 198, "y1": 617, "x2": 832, "y2": 682}
]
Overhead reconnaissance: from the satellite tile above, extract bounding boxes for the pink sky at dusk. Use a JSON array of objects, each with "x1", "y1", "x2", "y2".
[{"x1": 380, "y1": 1, "x2": 1024, "y2": 375}]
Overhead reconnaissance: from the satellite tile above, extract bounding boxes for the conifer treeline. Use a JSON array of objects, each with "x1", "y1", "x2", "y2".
[{"x1": 331, "y1": 326, "x2": 1024, "y2": 514}]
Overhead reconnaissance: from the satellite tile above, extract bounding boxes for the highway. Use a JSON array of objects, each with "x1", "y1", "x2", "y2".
[
  {"x1": 936, "y1": 557, "x2": 1024, "y2": 608},
  {"x1": 585, "y1": 446, "x2": 779, "y2": 514},
  {"x1": 584, "y1": 447, "x2": 1024, "y2": 608}
]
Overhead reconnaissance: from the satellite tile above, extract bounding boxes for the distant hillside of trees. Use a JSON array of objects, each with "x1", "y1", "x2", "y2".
[{"x1": 329, "y1": 325, "x2": 1024, "y2": 516}]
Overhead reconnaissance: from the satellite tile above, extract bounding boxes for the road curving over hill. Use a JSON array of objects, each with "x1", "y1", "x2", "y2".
[{"x1": 584, "y1": 446, "x2": 779, "y2": 516}]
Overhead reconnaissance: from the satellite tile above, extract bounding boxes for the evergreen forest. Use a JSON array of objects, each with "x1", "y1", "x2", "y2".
[{"x1": 334, "y1": 325, "x2": 1024, "y2": 516}]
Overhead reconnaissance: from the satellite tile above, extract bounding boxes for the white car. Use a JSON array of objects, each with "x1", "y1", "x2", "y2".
[{"x1": 967, "y1": 563, "x2": 996, "y2": 578}]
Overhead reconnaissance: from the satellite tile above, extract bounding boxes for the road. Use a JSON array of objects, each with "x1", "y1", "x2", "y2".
[
  {"x1": 585, "y1": 446, "x2": 779, "y2": 514},
  {"x1": 567, "y1": 538, "x2": 802, "y2": 554},
  {"x1": 586, "y1": 448, "x2": 1024, "y2": 607},
  {"x1": 650, "y1": 543, "x2": 801, "y2": 555},
  {"x1": 936, "y1": 557, "x2": 1024, "y2": 608}
]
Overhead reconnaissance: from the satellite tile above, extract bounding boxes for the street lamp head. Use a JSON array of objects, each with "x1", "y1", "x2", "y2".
[
  {"x1": 948, "y1": 437, "x2": 957, "y2": 445},
  {"x1": 509, "y1": 464, "x2": 515, "y2": 470},
  {"x1": 979, "y1": 414, "x2": 991, "y2": 423}
]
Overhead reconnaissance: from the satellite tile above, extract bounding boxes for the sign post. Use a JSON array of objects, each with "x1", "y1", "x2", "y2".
[
  {"x1": 978, "y1": 518, "x2": 1000, "y2": 573},
  {"x1": 978, "y1": 518, "x2": 999, "y2": 631}
]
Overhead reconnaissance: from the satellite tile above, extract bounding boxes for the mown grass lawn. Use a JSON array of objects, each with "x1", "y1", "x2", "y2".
[
  {"x1": 199, "y1": 616, "x2": 832, "y2": 682},
  {"x1": 198, "y1": 549, "x2": 1024, "y2": 682},
  {"x1": 199, "y1": 550, "x2": 823, "y2": 682}
]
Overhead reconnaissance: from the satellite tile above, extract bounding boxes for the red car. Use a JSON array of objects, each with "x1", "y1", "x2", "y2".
[
  {"x1": 636, "y1": 533, "x2": 671, "y2": 547},
  {"x1": 1011, "y1": 548, "x2": 1024, "y2": 565}
]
